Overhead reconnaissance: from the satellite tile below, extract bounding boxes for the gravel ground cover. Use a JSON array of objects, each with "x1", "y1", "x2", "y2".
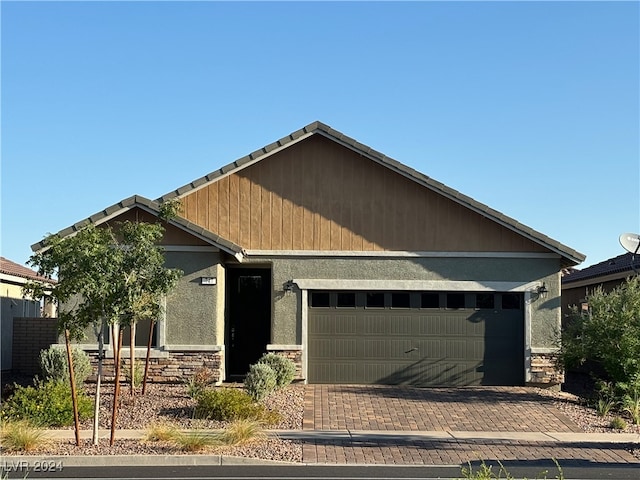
[
  {"x1": 1, "y1": 381, "x2": 638, "y2": 461},
  {"x1": 536, "y1": 387, "x2": 640, "y2": 435},
  {"x1": 74, "y1": 382, "x2": 306, "y2": 431}
]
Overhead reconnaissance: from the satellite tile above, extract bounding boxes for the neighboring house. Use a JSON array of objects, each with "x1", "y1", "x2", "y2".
[
  {"x1": 561, "y1": 252, "x2": 637, "y2": 314},
  {"x1": 0, "y1": 257, "x2": 56, "y2": 371},
  {"x1": 32, "y1": 121, "x2": 585, "y2": 387}
]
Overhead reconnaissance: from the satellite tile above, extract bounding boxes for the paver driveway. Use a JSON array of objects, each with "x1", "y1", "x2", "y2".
[
  {"x1": 304, "y1": 385, "x2": 582, "y2": 432},
  {"x1": 301, "y1": 385, "x2": 640, "y2": 465}
]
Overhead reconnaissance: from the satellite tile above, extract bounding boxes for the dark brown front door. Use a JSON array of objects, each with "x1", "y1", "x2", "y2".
[{"x1": 226, "y1": 268, "x2": 271, "y2": 379}]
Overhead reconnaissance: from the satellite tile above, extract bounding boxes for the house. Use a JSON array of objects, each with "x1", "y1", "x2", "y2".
[
  {"x1": 32, "y1": 121, "x2": 585, "y2": 387},
  {"x1": 1, "y1": 257, "x2": 56, "y2": 371},
  {"x1": 562, "y1": 252, "x2": 637, "y2": 314}
]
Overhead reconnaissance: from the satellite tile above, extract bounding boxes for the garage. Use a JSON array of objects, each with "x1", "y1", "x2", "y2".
[{"x1": 307, "y1": 290, "x2": 524, "y2": 386}]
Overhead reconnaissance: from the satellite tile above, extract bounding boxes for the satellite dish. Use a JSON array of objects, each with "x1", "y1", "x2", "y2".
[{"x1": 619, "y1": 233, "x2": 640, "y2": 254}]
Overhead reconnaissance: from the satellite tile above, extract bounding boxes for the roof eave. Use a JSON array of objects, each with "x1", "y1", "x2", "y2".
[{"x1": 31, "y1": 195, "x2": 245, "y2": 260}]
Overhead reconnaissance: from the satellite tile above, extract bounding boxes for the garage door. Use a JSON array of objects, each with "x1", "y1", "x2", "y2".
[{"x1": 308, "y1": 291, "x2": 524, "y2": 386}]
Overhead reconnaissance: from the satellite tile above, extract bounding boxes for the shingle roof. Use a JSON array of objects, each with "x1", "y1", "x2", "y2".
[
  {"x1": 562, "y1": 252, "x2": 637, "y2": 284},
  {"x1": 157, "y1": 121, "x2": 586, "y2": 266},
  {"x1": 0, "y1": 257, "x2": 55, "y2": 283},
  {"x1": 30, "y1": 195, "x2": 245, "y2": 260}
]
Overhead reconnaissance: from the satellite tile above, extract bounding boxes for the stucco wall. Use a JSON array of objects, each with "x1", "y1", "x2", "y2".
[
  {"x1": 262, "y1": 255, "x2": 561, "y2": 349},
  {"x1": 164, "y1": 251, "x2": 221, "y2": 346}
]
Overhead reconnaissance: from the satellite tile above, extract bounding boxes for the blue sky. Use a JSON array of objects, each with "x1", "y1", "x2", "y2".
[{"x1": 2, "y1": 1, "x2": 638, "y2": 269}]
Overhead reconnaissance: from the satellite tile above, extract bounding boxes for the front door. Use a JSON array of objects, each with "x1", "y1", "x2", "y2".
[{"x1": 226, "y1": 268, "x2": 271, "y2": 379}]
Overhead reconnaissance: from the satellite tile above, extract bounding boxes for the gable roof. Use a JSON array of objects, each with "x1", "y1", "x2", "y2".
[
  {"x1": 157, "y1": 121, "x2": 585, "y2": 266},
  {"x1": 562, "y1": 252, "x2": 637, "y2": 285},
  {"x1": 0, "y1": 257, "x2": 55, "y2": 284},
  {"x1": 30, "y1": 195, "x2": 245, "y2": 261}
]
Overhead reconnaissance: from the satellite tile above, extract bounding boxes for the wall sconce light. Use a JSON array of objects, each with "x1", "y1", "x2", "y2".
[
  {"x1": 283, "y1": 280, "x2": 295, "y2": 293},
  {"x1": 536, "y1": 282, "x2": 548, "y2": 300}
]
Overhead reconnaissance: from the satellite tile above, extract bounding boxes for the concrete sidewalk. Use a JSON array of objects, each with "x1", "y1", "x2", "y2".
[
  {"x1": 34, "y1": 427, "x2": 640, "y2": 466},
  {"x1": 42, "y1": 427, "x2": 640, "y2": 443},
  {"x1": 44, "y1": 427, "x2": 640, "y2": 444}
]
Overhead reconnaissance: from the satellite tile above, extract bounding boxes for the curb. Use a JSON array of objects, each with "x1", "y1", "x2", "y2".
[{"x1": 1, "y1": 455, "x2": 295, "y2": 468}]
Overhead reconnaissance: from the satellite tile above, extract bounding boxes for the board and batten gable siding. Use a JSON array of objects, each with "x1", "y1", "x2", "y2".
[
  {"x1": 111, "y1": 208, "x2": 211, "y2": 247},
  {"x1": 179, "y1": 135, "x2": 547, "y2": 253}
]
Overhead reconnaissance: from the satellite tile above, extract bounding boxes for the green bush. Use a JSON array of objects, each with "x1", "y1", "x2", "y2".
[
  {"x1": 1, "y1": 380, "x2": 93, "y2": 427},
  {"x1": 39, "y1": 345, "x2": 92, "y2": 386},
  {"x1": 559, "y1": 276, "x2": 640, "y2": 386},
  {"x1": 194, "y1": 387, "x2": 278, "y2": 424},
  {"x1": 257, "y1": 353, "x2": 296, "y2": 388},
  {"x1": 244, "y1": 363, "x2": 277, "y2": 401}
]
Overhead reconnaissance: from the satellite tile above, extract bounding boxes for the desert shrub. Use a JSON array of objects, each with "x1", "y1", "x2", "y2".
[
  {"x1": 619, "y1": 376, "x2": 640, "y2": 424},
  {"x1": 219, "y1": 419, "x2": 266, "y2": 446},
  {"x1": 195, "y1": 388, "x2": 261, "y2": 421},
  {"x1": 257, "y1": 353, "x2": 296, "y2": 388},
  {"x1": 244, "y1": 363, "x2": 277, "y2": 401},
  {"x1": 610, "y1": 416, "x2": 627, "y2": 430},
  {"x1": 39, "y1": 346, "x2": 92, "y2": 386},
  {"x1": 0, "y1": 380, "x2": 93, "y2": 427},
  {"x1": 144, "y1": 421, "x2": 180, "y2": 442},
  {"x1": 173, "y1": 430, "x2": 221, "y2": 452},
  {"x1": 121, "y1": 362, "x2": 144, "y2": 387},
  {"x1": 185, "y1": 367, "x2": 216, "y2": 399},
  {"x1": 593, "y1": 381, "x2": 617, "y2": 417},
  {"x1": 0, "y1": 419, "x2": 50, "y2": 452}
]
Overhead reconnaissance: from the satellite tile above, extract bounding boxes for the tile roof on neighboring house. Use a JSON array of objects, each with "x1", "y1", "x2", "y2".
[
  {"x1": 0, "y1": 257, "x2": 55, "y2": 284},
  {"x1": 157, "y1": 121, "x2": 585, "y2": 266},
  {"x1": 30, "y1": 195, "x2": 245, "y2": 261},
  {"x1": 562, "y1": 252, "x2": 638, "y2": 284}
]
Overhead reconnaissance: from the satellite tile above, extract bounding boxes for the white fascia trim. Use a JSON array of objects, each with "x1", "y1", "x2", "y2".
[
  {"x1": 162, "y1": 245, "x2": 220, "y2": 253},
  {"x1": 0, "y1": 273, "x2": 30, "y2": 285},
  {"x1": 267, "y1": 344, "x2": 303, "y2": 351},
  {"x1": 292, "y1": 279, "x2": 542, "y2": 292},
  {"x1": 245, "y1": 250, "x2": 561, "y2": 260}
]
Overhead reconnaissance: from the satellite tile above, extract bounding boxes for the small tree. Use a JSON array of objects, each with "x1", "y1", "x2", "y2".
[
  {"x1": 25, "y1": 201, "x2": 182, "y2": 447},
  {"x1": 25, "y1": 224, "x2": 122, "y2": 446},
  {"x1": 105, "y1": 218, "x2": 181, "y2": 446},
  {"x1": 114, "y1": 219, "x2": 182, "y2": 398},
  {"x1": 559, "y1": 275, "x2": 640, "y2": 386}
]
